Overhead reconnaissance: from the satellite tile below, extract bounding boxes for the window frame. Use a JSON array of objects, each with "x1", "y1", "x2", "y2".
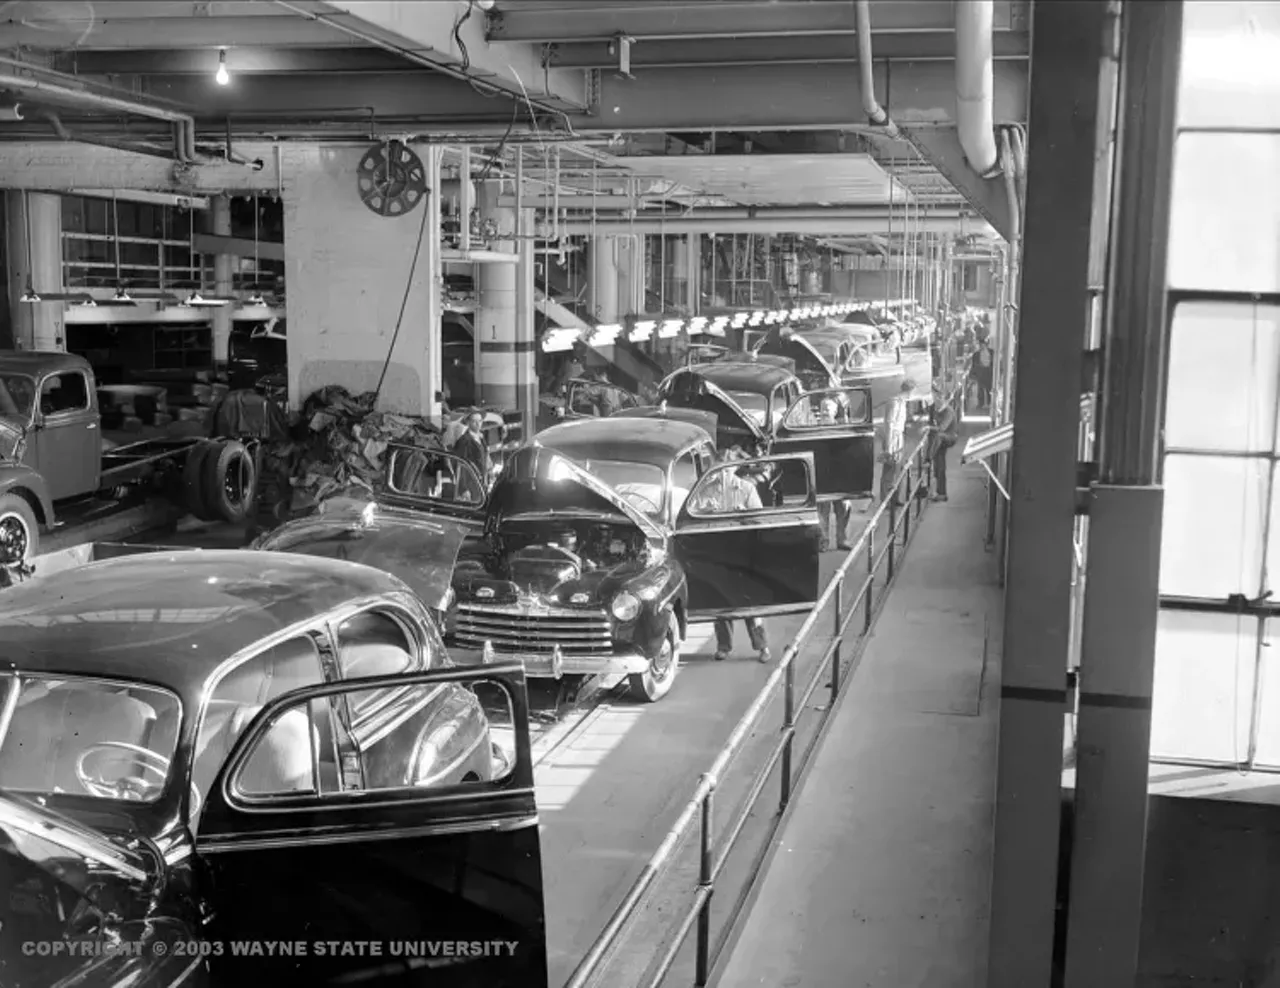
[{"x1": 39, "y1": 370, "x2": 92, "y2": 419}]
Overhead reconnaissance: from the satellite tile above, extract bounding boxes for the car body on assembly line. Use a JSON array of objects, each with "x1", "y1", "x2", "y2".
[
  {"x1": 0, "y1": 551, "x2": 547, "y2": 987},
  {"x1": 650, "y1": 359, "x2": 878, "y2": 502},
  {"x1": 300, "y1": 416, "x2": 825, "y2": 703}
]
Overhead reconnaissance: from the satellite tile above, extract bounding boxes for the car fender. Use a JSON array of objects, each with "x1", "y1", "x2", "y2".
[{"x1": 0, "y1": 463, "x2": 54, "y2": 528}]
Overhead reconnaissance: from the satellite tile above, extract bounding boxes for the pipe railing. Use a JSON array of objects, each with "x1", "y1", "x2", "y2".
[{"x1": 565, "y1": 430, "x2": 937, "y2": 988}]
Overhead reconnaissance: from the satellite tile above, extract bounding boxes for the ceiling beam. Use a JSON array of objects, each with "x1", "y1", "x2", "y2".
[
  {"x1": 570, "y1": 60, "x2": 1028, "y2": 132},
  {"x1": 53, "y1": 48, "x2": 414, "y2": 76},
  {"x1": 275, "y1": 0, "x2": 588, "y2": 111},
  {"x1": 549, "y1": 31, "x2": 1029, "y2": 69},
  {"x1": 0, "y1": 141, "x2": 284, "y2": 194},
  {"x1": 1, "y1": 17, "x2": 358, "y2": 50},
  {"x1": 489, "y1": 1, "x2": 1024, "y2": 42},
  {"x1": 904, "y1": 127, "x2": 1014, "y2": 241},
  {"x1": 97, "y1": 72, "x2": 535, "y2": 127}
]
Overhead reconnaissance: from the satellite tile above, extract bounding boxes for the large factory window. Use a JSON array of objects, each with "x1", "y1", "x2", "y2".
[{"x1": 1150, "y1": 75, "x2": 1280, "y2": 768}]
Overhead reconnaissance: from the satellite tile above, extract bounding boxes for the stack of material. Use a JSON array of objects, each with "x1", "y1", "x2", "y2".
[
  {"x1": 262, "y1": 385, "x2": 444, "y2": 516},
  {"x1": 97, "y1": 385, "x2": 173, "y2": 431},
  {"x1": 130, "y1": 370, "x2": 229, "y2": 436}
]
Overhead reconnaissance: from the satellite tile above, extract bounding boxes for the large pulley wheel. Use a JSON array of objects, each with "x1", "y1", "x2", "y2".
[{"x1": 357, "y1": 141, "x2": 429, "y2": 217}]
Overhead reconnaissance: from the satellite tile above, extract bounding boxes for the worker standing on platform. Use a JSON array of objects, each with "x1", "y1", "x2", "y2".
[
  {"x1": 928, "y1": 387, "x2": 959, "y2": 502},
  {"x1": 879, "y1": 379, "x2": 914, "y2": 505},
  {"x1": 694, "y1": 446, "x2": 772, "y2": 664}
]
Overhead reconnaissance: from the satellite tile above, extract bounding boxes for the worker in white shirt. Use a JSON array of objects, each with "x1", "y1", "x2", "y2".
[{"x1": 879, "y1": 379, "x2": 914, "y2": 504}]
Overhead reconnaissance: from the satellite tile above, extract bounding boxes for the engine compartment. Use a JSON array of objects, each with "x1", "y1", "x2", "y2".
[{"x1": 459, "y1": 519, "x2": 648, "y2": 597}]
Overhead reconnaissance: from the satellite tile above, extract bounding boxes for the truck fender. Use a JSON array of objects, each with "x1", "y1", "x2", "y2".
[{"x1": 0, "y1": 465, "x2": 55, "y2": 529}]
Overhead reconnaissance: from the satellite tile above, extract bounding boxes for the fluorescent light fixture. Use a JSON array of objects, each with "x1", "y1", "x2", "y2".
[
  {"x1": 659, "y1": 318, "x2": 684, "y2": 339},
  {"x1": 630, "y1": 319, "x2": 657, "y2": 342},
  {"x1": 19, "y1": 287, "x2": 39, "y2": 303},
  {"x1": 75, "y1": 298, "x2": 97, "y2": 308},
  {"x1": 541, "y1": 332, "x2": 577, "y2": 353},
  {"x1": 588, "y1": 324, "x2": 621, "y2": 347},
  {"x1": 215, "y1": 49, "x2": 230, "y2": 86},
  {"x1": 183, "y1": 293, "x2": 231, "y2": 308},
  {"x1": 687, "y1": 316, "x2": 708, "y2": 335},
  {"x1": 706, "y1": 323, "x2": 726, "y2": 337},
  {"x1": 244, "y1": 293, "x2": 268, "y2": 307}
]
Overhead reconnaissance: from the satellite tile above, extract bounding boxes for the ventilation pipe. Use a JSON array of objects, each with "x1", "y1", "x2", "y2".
[
  {"x1": 40, "y1": 109, "x2": 178, "y2": 161},
  {"x1": 0, "y1": 62, "x2": 196, "y2": 161},
  {"x1": 855, "y1": 0, "x2": 900, "y2": 137},
  {"x1": 955, "y1": 0, "x2": 1001, "y2": 177}
]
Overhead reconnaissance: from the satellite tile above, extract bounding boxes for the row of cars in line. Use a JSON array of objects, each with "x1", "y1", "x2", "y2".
[{"x1": 0, "y1": 315, "x2": 925, "y2": 986}]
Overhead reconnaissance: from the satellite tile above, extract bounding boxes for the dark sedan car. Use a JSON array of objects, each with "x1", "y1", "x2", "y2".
[
  {"x1": 0, "y1": 551, "x2": 546, "y2": 987},
  {"x1": 344, "y1": 416, "x2": 823, "y2": 703},
  {"x1": 653, "y1": 359, "x2": 878, "y2": 501}
]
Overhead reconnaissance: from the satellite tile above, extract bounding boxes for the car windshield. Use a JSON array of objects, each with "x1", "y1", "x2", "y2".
[
  {"x1": 574, "y1": 459, "x2": 666, "y2": 517},
  {"x1": 0, "y1": 373, "x2": 35, "y2": 419},
  {"x1": 726, "y1": 391, "x2": 771, "y2": 427},
  {"x1": 0, "y1": 674, "x2": 182, "y2": 804}
]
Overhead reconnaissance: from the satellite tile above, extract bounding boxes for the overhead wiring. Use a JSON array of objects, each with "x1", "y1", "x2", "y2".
[
  {"x1": 372, "y1": 193, "x2": 433, "y2": 404},
  {"x1": 453, "y1": 0, "x2": 504, "y2": 99}
]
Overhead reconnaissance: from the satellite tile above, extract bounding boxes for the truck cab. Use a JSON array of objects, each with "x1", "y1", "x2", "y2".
[{"x1": 0, "y1": 351, "x2": 102, "y2": 502}]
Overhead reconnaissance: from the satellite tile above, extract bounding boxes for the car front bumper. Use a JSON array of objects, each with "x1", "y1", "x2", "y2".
[{"x1": 450, "y1": 645, "x2": 650, "y2": 679}]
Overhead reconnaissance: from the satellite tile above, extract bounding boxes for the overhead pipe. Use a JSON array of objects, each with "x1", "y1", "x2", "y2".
[
  {"x1": 955, "y1": 0, "x2": 1002, "y2": 177},
  {"x1": 854, "y1": 0, "x2": 900, "y2": 138},
  {"x1": 40, "y1": 109, "x2": 177, "y2": 161},
  {"x1": 0, "y1": 62, "x2": 196, "y2": 162},
  {"x1": 558, "y1": 213, "x2": 985, "y2": 236}
]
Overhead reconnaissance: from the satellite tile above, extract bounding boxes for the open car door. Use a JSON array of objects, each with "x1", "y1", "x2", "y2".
[
  {"x1": 379, "y1": 443, "x2": 489, "y2": 526},
  {"x1": 197, "y1": 664, "x2": 547, "y2": 987},
  {"x1": 772, "y1": 387, "x2": 876, "y2": 500},
  {"x1": 672, "y1": 452, "x2": 822, "y2": 619}
]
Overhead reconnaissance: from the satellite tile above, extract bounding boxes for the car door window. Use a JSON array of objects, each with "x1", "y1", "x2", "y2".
[
  {"x1": 670, "y1": 452, "x2": 699, "y2": 518},
  {"x1": 683, "y1": 455, "x2": 813, "y2": 516},
  {"x1": 40, "y1": 372, "x2": 89, "y2": 417},
  {"x1": 385, "y1": 447, "x2": 485, "y2": 504},
  {"x1": 783, "y1": 388, "x2": 871, "y2": 429},
  {"x1": 231, "y1": 677, "x2": 518, "y2": 797},
  {"x1": 191, "y1": 635, "x2": 326, "y2": 820}
]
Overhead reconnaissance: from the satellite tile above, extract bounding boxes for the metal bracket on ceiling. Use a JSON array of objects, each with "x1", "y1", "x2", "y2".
[
  {"x1": 609, "y1": 34, "x2": 635, "y2": 80},
  {"x1": 585, "y1": 69, "x2": 601, "y2": 113},
  {"x1": 194, "y1": 1, "x2": 212, "y2": 16}
]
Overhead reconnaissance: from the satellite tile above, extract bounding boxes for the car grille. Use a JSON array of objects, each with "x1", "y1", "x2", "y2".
[{"x1": 454, "y1": 603, "x2": 613, "y2": 656}]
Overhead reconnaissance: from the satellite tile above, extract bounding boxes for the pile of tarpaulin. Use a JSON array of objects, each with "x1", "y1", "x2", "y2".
[{"x1": 261, "y1": 385, "x2": 443, "y2": 516}]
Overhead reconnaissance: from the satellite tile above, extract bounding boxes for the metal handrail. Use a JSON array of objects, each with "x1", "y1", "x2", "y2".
[{"x1": 566, "y1": 430, "x2": 937, "y2": 988}]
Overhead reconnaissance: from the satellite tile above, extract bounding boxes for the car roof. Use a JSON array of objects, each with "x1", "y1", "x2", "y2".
[
  {"x1": 536, "y1": 416, "x2": 709, "y2": 467},
  {"x1": 690, "y1": 360, "x2": 796, "y2": 393},
  {"x1": 0, "y1": 551, "x2": 411, "y2": 689},
  {"x1": 0, "y1": 351, "x2": 92, "y2": 377}
]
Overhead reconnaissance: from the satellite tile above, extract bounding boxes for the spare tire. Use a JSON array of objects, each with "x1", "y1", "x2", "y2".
[
  {"x1": 182, "y1": 440, "x2": 219, "y2": 521},
  {"x1": 203, "y1": 440, "x2": 257, "y2": 524}
]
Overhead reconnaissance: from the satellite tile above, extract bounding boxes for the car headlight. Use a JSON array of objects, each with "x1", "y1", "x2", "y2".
[{"x1": 611, "y1": 591, "x2": 640, "y2": 623}]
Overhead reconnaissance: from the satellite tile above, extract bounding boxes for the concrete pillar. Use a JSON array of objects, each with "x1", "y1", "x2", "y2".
[
  {"x1": 670, "y1": 236, "x2": 689, "y2": 309},
  {"x1": 211, "y1": 195, "x2": 233, "y2": 369},
  {"x1": 6, "y1": 191, "x2": 64, "y2": 350},
  {"x1": 588, "y1": 236, "x2": 619, "y2": 324},
  {"x1": 685, "y1": 233, "x2": 701, "y2": 313},
  {"x1": 475, "y1": 181, "x2": 534, "y2": 413},
  {"x1": 283, "y1": 145, "x2": 440, "y2": 415},
  {"x1": 514, "y1": 206, "x2": 538, "y2": 435},
  {"x1": 617, "y1": 235, "x2": 641, "y2": 316}
]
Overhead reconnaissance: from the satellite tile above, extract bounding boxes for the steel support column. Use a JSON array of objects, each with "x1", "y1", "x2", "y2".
[
  {"x1": 1062, "y1": 4, "x2": 1183, "y2": 985},
  {"x1": 5, "y1": 191, "x2": 64, "y2": 351},
  {"x1": 986, "y1": 3, "x2": 1108, "y2": 986}
]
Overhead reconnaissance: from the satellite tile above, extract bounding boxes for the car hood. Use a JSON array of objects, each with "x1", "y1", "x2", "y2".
[
  {"x1": 658, "y1": 371, "x2": 766, "y2": 442},
  {"x1": 253, "y1": 504, "x2": 472, "y2": 610},
  {"x1": 487, "y1": 445, "x2": 665, "y2": 544}
]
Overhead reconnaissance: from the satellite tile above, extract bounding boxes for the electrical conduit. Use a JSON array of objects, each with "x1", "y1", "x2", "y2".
[{"x1": 855, "y1": 0, "x2": 900, "y2": 137}]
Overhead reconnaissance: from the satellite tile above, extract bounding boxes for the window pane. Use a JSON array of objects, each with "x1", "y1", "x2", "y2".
[
  {"x1": 1151, "y1": 609, "x2": 1256, "y2": 763},
  {"x1": 1180, "y1": 2, "x2": 1280, "y2": 130},
  {"x1": 1168, "y1": 133, "x2": 1280, "y2": 293},
  {"x1": 1269, "y1": 466, "x2": 1280, "y2": 593},
  {"x1": 335, "y1": 610, "x2": 418, "y2": 680},
  {"x1": 1248, "y1": 620, "x2": 1280, "y2": 766},
  {"x1": 1160, "y1": 454, "x2": 1269, "y2": 598},
  {"x1": 1166, "y1": 302, "x2": 1280, "y2": 453}
]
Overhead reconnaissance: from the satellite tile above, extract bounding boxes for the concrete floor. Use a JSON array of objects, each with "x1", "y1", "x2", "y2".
[{"x1": 711, "y1": 461, "x2": 1001, "y2": 988}]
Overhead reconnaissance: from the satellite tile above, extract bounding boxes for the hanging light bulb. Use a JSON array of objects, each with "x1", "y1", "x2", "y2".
[{"x1": 215, "y1": 49, "x2": 230, "y2": 86}]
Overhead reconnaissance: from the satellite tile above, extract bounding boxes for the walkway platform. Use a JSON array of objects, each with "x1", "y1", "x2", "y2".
[{"x1": 713, "y1": 458, "x2": 1002, "y2": 988}]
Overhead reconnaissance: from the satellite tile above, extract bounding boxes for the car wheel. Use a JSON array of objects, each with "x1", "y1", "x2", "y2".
[
  {"x1": 0, "y1": 493, "x2": 38, "y2": 565},
  {"x1": 204, "y1": 440, "x2": 258, "y2": 524},
  {"x1": 629, "y1": 611, "x2": 681, "y2": 703}
]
